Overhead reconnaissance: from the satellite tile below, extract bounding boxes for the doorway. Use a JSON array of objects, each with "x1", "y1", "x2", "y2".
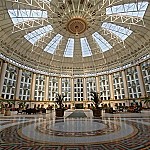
[{"x1": 75, "y1": 103, "x2": 83, "y2": 109}]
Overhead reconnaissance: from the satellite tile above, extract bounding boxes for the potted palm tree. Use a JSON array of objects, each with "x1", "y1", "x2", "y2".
[
  {"x1": 55, "y1": 93, "x2": 65, "y2": 117},
  {"x1": 17, "y1": 101, "x2": 26, "y2": 114},
  {"x1": 90, "y1": 89, "x2": 103, "y2": 117},
  {"x1": 18, "y1": 101, "x2": 26, "y2": 109},
  {"x1": 4, "y1": 100, "x2": 12, "y2": 116},
  {"x1": 143, "y1": 97, "x2": 150, "y2": 108}
]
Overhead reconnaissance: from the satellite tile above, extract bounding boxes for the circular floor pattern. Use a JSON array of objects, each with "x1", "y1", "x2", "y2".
[
  {"x1": 35, "y1": 119, "x2": 120, "y2": 137},
  {"x1": 0, "y1": 114, "x2": 150, "y2": 149},
  {"x1": 15, "y1": 118, "x2": 137, "y2": 144},
  {"x1": 45, "y1": 120, "x2": 106, "y2": 132},
  {"x1": 0, "y1": 117, "x2": 150, "y2": 149}
]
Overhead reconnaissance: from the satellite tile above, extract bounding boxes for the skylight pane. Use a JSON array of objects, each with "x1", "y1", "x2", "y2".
[
  {"x1": 8, "y1": 9, "x2": 47, "y2": 24},
  {"x1": 24, "y1": 25, "x2": 53, "y2": 44},
  {"x1": 80, "y1": 38, "x2": 92, "y2": 57},
  {"x1": 92, "y1": 32, "x2": 112, "y2": 52},
  {"x1": 138, "y1": 2, "x2": 149, "y2": 11},
  {"x1": 102, "y1": 22, "x2": 132, "y2": 40},
  {"x1": 41, "y1": 0, "x2": 51, "y2": 3},
  {"x1": 64, "y1": 38, "x2": 74, "y2": 57},
  {"x1": 106, "y1": 2, "x2": 148, "y2": 18},
  {"x1": 44, "y1": 34, "x2": 63, "y2": 54}
]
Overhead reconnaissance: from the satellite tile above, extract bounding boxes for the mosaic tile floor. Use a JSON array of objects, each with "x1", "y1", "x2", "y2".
[{"x1": 0, "y1": 110, "x2": 150, "y2": 150}]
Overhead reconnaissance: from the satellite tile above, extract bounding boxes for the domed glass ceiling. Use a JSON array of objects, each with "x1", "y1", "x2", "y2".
[
  {"x1": 0, "y1": 0, "x2": 149, "y2": 75},
  {"x1": 8, "y1": 1, "x2": 148, "y2": 55}
]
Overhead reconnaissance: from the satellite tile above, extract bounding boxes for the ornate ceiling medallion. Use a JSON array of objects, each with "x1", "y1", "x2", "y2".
[{"x1": 66, "y1": 18, "x2": 87, "y2": 35}]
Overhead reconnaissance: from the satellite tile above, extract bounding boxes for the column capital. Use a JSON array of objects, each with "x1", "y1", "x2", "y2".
[
  {"x1": 2, "y1": 60, "x2": 7, "y2": 64},
  {"x1": 108, "y1": 73, "x2": 113, "y2": 76},
  {"x1": 136, "y1": 63, "x2": 140, "y2": 66},
  {"x1": 18, "y1": 68, "x2": 22, "y2": 71}
]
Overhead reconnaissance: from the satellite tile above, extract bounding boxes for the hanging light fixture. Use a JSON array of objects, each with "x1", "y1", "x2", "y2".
[{"x1": 75, "y1": 25, "x2": 79, "y2": 36}]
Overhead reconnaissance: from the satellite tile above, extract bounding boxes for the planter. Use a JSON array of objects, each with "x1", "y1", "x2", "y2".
[
  {"x1": 1, "y1": 108, "x2": 5, "y2": 114},
  {"x1": 4, "y1": 109, "x2": 11, "y2": 116},
  {"x1": 72, "y1": 106, "x2": 75, "y2": 110},
  {"x1": 92, "y1": 109, "x2": 102, "y2": 117},
  {"x1": 105, "y1": 107, "x2": 116, "y2": 113},
  {"x1": 105, "y1": 108, "x2": 110, "y2": 113},
  {"x1": 55, "y1": 109, "x2": 64, "y2": 117}
]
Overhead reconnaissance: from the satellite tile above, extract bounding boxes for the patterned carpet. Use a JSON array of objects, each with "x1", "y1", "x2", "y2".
[{"x1": 67, "y1": 110, "x2": 87, "y2": 118}]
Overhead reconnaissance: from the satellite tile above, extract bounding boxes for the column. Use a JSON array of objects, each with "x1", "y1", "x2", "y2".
[
  {"x1": 30, "y1": 73, "x2": 36, "y2": 100},
  {"x1": 122, "y1": 70, "x2": 129, "y2": 99},
  {"x1": 58, "y1": 77, "x2": 62, "y2": 94},
  {"x1": 44, "y1": 76, "x2": 49, "y2": 101},
  {"x1": 0, "y1": 62, "x2": 7, "y2": 98},
  {"x1": 136, "y1": 65, "x2": 146, "y2": 97},
  {"x1": 83, "y1": 77, "x2": 87, "y2": 101},
  {"x1": 108, "y1": 74, "x2": 114, "y2": 100},
  {"x1": 15, "y1": 68, "x2": 22, "y2": 100},
  {"x1": 96, "y1": 76, "x2": 100, "y2": 93},
  {"x1": 71, "y1": 77, "x2": 74, "y2": 108}
]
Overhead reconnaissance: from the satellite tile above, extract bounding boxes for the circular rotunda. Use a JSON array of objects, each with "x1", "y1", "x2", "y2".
[{"x1": 0, "y1": 0, "x2": 150, "y2": 108}]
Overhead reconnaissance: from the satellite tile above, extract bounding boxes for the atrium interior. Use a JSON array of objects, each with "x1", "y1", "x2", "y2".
[{"x1": 0, "y1": 0, "x2": 150, "y2": 149}]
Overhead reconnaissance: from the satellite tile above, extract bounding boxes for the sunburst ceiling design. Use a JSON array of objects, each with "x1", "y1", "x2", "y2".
[
  {"x1": 66, "y1": 18, "x2": 87, "y2": 35},
  {"x1": 0, "y1": 0, "x2": 150, "y2": 75}
]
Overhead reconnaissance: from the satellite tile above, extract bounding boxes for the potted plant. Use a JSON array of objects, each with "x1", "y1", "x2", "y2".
[
  {"x1": 143, "y1": 97, "x2": 150, "y2": 108},
  {"x1": 0, "y1": 101, "x2": 5, "y2": 114},
  {"x1": 17, "y1": 101, "x2": 26, "y2": 114},
  {"x1": 4, "y1": 100, "x2": 12, "y2": 116},
  {"x1": 90, "y1": 89, "x2": 103, "y2": 117},
  {"x1": 55, "y1": 93, "x2": 65, "y2": 117},
  {"x1": 18, "y1": 101, "x2": 26, "y2": 109}
]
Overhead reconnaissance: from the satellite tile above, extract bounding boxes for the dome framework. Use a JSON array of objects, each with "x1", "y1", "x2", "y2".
[{"x1": 0, "y1": 0, "x2": 150, "y2": 75}]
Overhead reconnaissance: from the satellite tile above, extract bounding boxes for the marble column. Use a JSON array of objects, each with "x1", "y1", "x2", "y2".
[
  {"x1": 58, "y1": 77, "x2": 62, "y2": 94},
  {"x1": 136, "y1": 65, "x2": 146, "y2": 97},
  {"x1": 71, "y1": 78, "x2": 74, "y2": 108},
  {"x1": 30, "y1": 73, "x2": 36, "y2": 101},
  {"x1": 83, "y1": 77, "x2": 87, "y2": 108},
  {"x1": 0, "y1": 62, "x2": 7, "y2": 98},
  {"x1": 83, "y1": 77, "x2": 87, "y2": 101},
  {"x1": 108, "y1": 74, "x2": 114, "y2": 100},
  {"x1": 122, "y1": 70, "x2": 129, "y2": 99},
  {"x1": 44, "y1": 76, "x2": 49, "y2": 101},
  {"x1": 15, "y1": 69, "x2": 22, "y2": 100},
  {"x1": 96, "y1": 76, "x2": 100, "y2": 93}
]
